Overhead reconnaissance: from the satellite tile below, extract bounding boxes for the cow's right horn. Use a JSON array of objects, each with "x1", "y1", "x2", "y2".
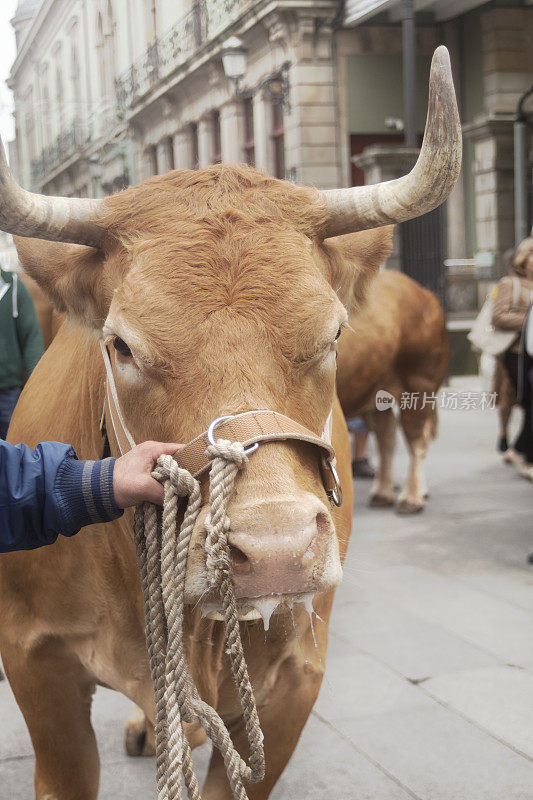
[
  {"x1": 320, "y1": 45, "x2": 462, "y2": 238},
  {"x1": 0, "y1": 138, "x2": 104, "y2": 248}
]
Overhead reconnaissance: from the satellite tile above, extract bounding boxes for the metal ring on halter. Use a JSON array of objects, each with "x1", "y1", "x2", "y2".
[
  {"x1": 325, "y1": 459, "x2": 343, "y2": 507},
  {"x1": 207, "y1": 415, "x2": 260, "y2": 456}
]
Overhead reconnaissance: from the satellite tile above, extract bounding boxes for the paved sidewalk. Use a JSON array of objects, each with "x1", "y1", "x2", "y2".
[{"x1": 1, "y1": 389, "x2": 533, "y2": 799}]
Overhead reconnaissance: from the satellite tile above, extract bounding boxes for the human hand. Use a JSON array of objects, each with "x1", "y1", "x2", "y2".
[{"x1": 112, "y1": 441, "x2": 183, "y2": 508}]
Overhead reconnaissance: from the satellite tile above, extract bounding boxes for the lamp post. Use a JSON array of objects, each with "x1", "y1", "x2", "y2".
[{"x1": 221, "y1": 36, "x2": 247, "y2": 92}]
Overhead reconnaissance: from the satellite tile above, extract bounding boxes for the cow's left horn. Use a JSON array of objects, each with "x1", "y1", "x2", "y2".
[
  {"x1": 320, "y1": 45, "x2": 462, "y2": 238},
  {"x1": 0, "y1": 137, "x2": 104, "y2": 247}
]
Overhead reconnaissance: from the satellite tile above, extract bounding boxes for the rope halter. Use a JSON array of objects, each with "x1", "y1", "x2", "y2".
[{"x1": 134, "y1": 438, "x2": 267, "y2": 800}]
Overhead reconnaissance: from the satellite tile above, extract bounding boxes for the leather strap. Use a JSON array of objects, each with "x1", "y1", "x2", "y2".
[
  {"x1": 100, "y1": 341, "x2": 136, "y2": 455},
  {"x1": 173, "y1": 410, "x2": 336, "y2": 484},
  {"x1": 99, "y1": 341, "x2": 342, "y2": 504}
]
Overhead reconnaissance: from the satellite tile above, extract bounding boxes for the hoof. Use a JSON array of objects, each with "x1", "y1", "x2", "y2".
[
  {"x1": 369, "y1": 493, "x2": 395, "y2": 508},
  {"x1": 396, "y1": 499, "x2": 424, "y2": 515},
  {"x1": 125, "y1": 708, "x2": 155, "y2": 758}
]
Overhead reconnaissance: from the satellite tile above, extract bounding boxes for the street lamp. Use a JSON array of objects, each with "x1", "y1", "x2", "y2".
[{"x1": 221, "y1": 36, "x2": 247, "y2": 91}]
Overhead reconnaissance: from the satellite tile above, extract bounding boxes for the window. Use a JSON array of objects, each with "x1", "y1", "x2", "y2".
[
  {"x1": 69, "y1": 19, "x2": 81, "y2": 122},
  {"x1": 190, "y1": 122, "x2": 199, "y2": 169},
  {"x1": 56, "y1": 66, "x2": 64, "y2": 126},
  {"x1": 243, "y1": 97, "x2": 254, "y2": 166},
  {"x1": 145, "y1": 144, "x2": 158, "y2": 177},
  {"x1": 162, "y1": 136, "x2": 174, "y2": 172},
  {"x1": 145, "y1": 0, "x2": 157, "y2": 43},
  {"x1": 42, "y1": 86, "x2": 52, "y2": 145},
  {"x1": 70, "y1": 45, "x2": 81, "y2": 120},
  {"x1": 24, "y1": 87, "x2": 35, "y2": 162},
  {"x1": 40, "y1": 65, "x2": 52, "y2": 146},
  {"x1": 271, "y1": 98, "x2": 285, "y2": 179},
  {"x1": 212, "y1": 110, "x2": 221, "y2": 164},
  {"x1": 96, "y1": 2, "x2": 116, "y2": 100}
]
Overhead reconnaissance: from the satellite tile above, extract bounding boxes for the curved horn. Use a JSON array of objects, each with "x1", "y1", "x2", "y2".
[
  {"x1": 320, "y1": 45, "x2": 462, "y2": 238},
  {"x1": 0, "y1": 138, "x2": 104, "y2": 247}
]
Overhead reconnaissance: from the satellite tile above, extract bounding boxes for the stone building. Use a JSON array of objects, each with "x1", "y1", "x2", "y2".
[
  {"x1": 9, "y1": 0, "x2": 343, "y2": 198},
  {"x1": 338, "y1": 0, "x2": 532, "y2": 369},
  {"x1": 341, "y1": 0, "x2": 533, "y2": 281},
  {"x1": 7, "y1": 0, "x2": 533, "y2": 298}
]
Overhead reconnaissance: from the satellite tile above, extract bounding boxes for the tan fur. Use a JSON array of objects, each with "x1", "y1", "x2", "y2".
[
  {"x1": 337, "y1": 269, "x2": 449, "y2": 512},
  {"x1": 1, "y1": 164, "x2": 393, "y2": 799},
  {"x1": 20, "y1": 273, "x2": 64, "y2": 348}
]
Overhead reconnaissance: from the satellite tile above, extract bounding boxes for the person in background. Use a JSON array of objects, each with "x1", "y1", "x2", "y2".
[
  {"x1": 0, "y1": 268, "x2": 44, "y2": 439},
  {"x1": 517, "y1": 301, "x2": 533, "y2": 481},
  {"x1": 492, "y1": 249, "x2": 519, "y2": 453},
  {"x1": 346, "y1": 416, "x2": 375, "y2": 478},
  {"x1": 492, "y1": 235, "x2": 533, "y2": 472}
]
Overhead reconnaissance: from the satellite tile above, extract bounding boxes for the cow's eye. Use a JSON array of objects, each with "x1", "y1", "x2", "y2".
[{"x1": 113, "y1": 337, "x2": 132, "y2": 358}]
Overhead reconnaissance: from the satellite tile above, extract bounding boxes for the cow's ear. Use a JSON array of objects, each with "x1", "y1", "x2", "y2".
[
  {"x1": 320, "y1": 226, "x2": 394, "y2": 310},
  {"x1": 14, "y1": 236, "x2": 113, "y2": 330}
]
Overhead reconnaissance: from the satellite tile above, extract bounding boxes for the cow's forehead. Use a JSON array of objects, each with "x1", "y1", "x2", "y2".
[
  {"x1": 102, "y1": 164, "x2": 327, "y2": 243},
  {"x1": 113, "y1": 220, "x2": 335, "y2": 324},
  {"x1": 106, "y1": 223, "x2": 343, "y2": 376}
]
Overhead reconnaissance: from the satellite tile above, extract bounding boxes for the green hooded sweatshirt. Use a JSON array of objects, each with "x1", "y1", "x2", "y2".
[{"x1": 0, "y1": 269, "x2": 44, "y2": 390}]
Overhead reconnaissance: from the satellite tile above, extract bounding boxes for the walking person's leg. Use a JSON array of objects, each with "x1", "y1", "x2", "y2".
[
  {"x1": 493, "y1": 358, "x2": 516, "y2": 452},
  {"x1": 518, "y1": 361, "x2": 533, "y2": 478},
  {"x1": 347, "y1": 416, "x2": 375, "y2": 479},
  {"x1": 501, "y1": 350, "x2": 525, "y2": 467}
]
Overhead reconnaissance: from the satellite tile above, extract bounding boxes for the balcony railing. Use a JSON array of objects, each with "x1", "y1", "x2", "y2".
[
  {"x1": 30, "y1": 120, "x2": 89, "y2": 183},
  {"x1": 115, "y1": 0, "x2": 252, "y2": 111}
]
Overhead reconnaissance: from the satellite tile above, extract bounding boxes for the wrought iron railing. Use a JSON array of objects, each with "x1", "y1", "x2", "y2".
[
  {"x1": 115, "y1": 0, "x2": 252, "y2": 111},
  {"x1": 30, "y1": 119, "x2": 89, "y2": 183},
  {"x1": 115, "y1": 2, "x2": 206, "y2": 112}
]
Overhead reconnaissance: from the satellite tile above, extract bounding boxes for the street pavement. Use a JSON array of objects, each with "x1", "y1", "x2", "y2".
[{"x1": 1, "y1": 380, "x2": 533, "y2": 799}]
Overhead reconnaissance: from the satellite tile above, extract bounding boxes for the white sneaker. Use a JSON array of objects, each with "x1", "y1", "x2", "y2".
[
  {"x1": 504, "y1": 449, "x2": 526, "y2": 469},
  {"x1": 518, "y1": 463, "x2": 533, "y2": 482}
]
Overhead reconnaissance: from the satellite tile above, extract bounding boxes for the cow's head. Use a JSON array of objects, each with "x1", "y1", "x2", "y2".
[{"x1": 4, "y1": 47, "x2": 460, "y2": 620}]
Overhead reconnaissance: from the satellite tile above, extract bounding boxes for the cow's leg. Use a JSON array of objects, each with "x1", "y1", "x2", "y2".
[
  {"x1": 397, "y1": 406, "x2": 434, "y2": 514},
  {"x1": 364, "y1": 408, "x2": 397, "y2": 507},
  {"x1": 2, "y1": 638, "x2": 99, "y2": 800}
]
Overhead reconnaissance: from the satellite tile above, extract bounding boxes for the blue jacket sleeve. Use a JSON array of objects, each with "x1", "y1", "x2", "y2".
[{"x1": 0, "y1": 440, "x2": 123, "y2": 553}]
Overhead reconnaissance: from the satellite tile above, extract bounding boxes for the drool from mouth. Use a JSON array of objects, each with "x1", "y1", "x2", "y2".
[{"x1": 200, "y1": 592, "x2": 320, "y2": 632}]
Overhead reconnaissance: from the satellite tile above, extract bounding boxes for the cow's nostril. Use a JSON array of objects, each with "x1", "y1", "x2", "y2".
[
  {"x1": 229, "y1": 544, "x2": 252, "y2": 573},
  {"x1": 316, "y1": 512, "x2": 329, "y2": 537}
]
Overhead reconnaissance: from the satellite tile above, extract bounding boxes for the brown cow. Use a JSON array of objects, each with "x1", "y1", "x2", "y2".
[
  {"x1": 337, "y1": 269, "x2": 448, "y2": 513},
  {"x1": 0, "y1": 47, "x2": 460, "y2": 799}
]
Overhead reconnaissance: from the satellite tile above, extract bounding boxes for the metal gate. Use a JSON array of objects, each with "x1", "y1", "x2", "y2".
[{"x1": 399, "y1": 203, "x2": 447, "y2": 309}]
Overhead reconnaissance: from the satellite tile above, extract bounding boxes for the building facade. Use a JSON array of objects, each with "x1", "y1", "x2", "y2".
[
  {"x1": 340, "y1": 0, "x2": 533, "y2": 280},
  {"x1": 9, "y1": 0, "x2": 343, "y2": 199},
  {"x1": 7, "y1": 0, "x2": 533, "y2": 333}
]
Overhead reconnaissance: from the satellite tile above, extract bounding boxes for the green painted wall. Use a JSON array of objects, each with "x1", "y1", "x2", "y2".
[{"x1": 345, "y1": 53, "x2": 431, "y2": 135}]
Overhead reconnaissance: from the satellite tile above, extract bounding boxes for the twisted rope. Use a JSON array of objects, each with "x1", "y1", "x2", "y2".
[{"x1": 133, "y1": 439, "x2": 265, "y2": 800}]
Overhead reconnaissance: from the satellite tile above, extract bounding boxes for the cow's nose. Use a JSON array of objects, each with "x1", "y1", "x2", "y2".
[{"x1": 220, "y1": 497, "x2": 335, "y2": 598}]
